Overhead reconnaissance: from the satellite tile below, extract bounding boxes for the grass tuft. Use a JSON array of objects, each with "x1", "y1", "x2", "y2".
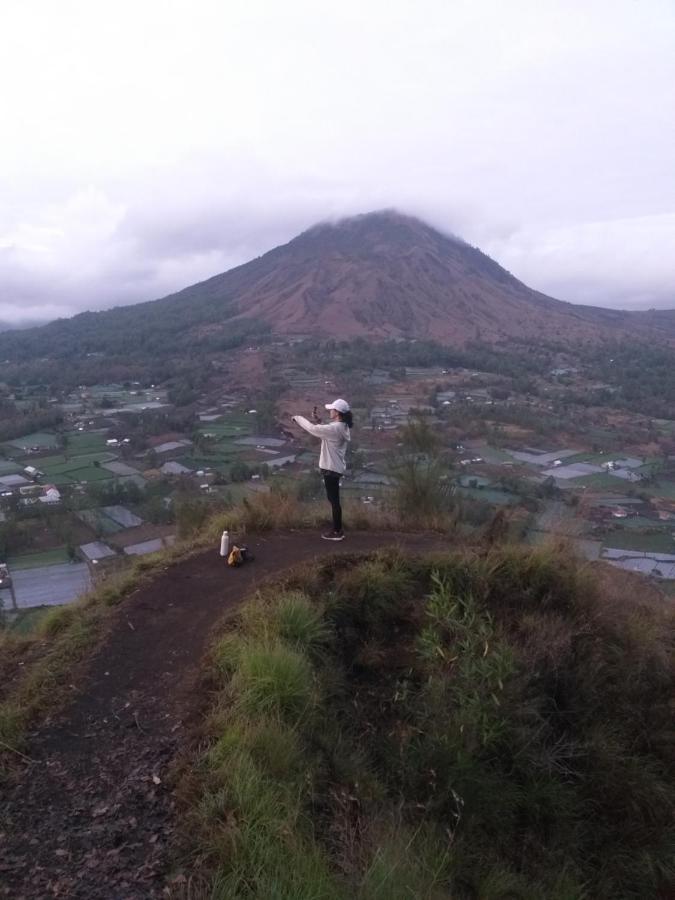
[
  {"x1": 358, "y1": 825, "x2": 451, "y2": 899},
  {"x1": 232, "y1": 641, "x2": 316, "y2": 722},
  {"x1": 39, "y1": 605, "x2": 77, "y2": 637},
  {"x1": 0, "y1": 703, "x2": 26, "y2": 752}
]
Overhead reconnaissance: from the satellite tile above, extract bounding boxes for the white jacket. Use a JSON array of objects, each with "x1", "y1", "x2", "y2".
[{"x1": 293, "y1": 416, "x2": 351, "y2": 474}]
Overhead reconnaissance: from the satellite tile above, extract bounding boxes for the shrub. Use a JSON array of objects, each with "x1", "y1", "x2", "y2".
[
  {"x1": 212, "y1": 633, "x2": 246, "y2": 679},
  {"x1": 274, "y1": 591, "x2": 333, "y2": 656},
  {"x1": 39, "y1": 605, "x2": 76, "y2": 637},
  {"x1": 0, "y1": 703, "x2": 25, "y2": 751},
  {"x1": 232, "y1": 641, "x2": 316, "y2": 722},
  {"x1": 332, "y1": 554, "x2": 415, "y2": 628},
  {"x1": 358, "y1": 825, "x2": 451, "y2": 900},
  {"x1": 182, "y1": 547, "x2": 675, "y2": 899},
  {"x1": 389, "y1": 454, "x2": 452, "y2": 526}
]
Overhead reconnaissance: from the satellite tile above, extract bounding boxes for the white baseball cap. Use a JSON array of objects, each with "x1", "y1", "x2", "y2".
[{"x1": 325, "y1": 398, "x2": 350, "y2": 413}]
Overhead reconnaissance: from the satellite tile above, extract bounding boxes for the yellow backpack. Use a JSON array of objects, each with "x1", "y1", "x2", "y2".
[{"x1": 227, "y1": 546, "x2": 243, "y2": 567}]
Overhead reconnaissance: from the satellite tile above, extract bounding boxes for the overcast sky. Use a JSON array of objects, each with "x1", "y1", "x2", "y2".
[{"x1": 1, "y1": 0, "x2": 674, "y2": 326}]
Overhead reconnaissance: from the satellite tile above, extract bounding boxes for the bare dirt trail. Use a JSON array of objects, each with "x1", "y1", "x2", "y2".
[{"x1": 0, "y1": 531, "x2": 446, "y2": 899}]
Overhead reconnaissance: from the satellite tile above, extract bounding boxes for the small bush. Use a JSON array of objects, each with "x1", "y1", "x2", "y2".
[
  {"x1": 0, "y1": 703, "x2": 25, "y2": 750},
  {"x1": 358, "y1": 825, "x2": 451, "y2": 900},
  {"x1": 239, "y1": 590, "x2": 333, "y2": 659},
  {"x1": 233, "y1": 641, "x2": 316, "y2": 722},
  {"x1": 200, "y1": 743, "x2": 341, "y2": 899},
  {"x1": 39, "y1": 605, "x2": 76, "y2": 637},
  {"x1": 481, "y1": 544, "x2": 592, "y2": 618},
  {"x1": 209, "y1": 491, "x2": 321, "y2": 537},
  {"x1": 247, "y1": 719, "x2": 304, "y2": 780},
  {"x1": 208, "y1": 717, "x2": 303, "y2": 782},
  {"x1": 389, "y1": 454, "x2": 452, "y2": 527},
  {"x1": 212, "y1": 633, "x2": 245, "y2": 678},
  {"x1": 274, "y1": 591, "x2": 333, "y2": 656},
  {"x1": 333, "y1": 554, "x2": 415, "y2": 627}
]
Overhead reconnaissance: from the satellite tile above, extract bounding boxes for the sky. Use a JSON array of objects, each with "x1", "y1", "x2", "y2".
[{"x1": 1, "y1": 0, "x2": 674, "y2": 326}]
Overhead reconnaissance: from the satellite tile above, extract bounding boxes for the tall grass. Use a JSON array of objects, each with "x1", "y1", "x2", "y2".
[
  {"x1": 0, "y1": 541, "x2": 199, "y2": 767},
  {"x1": 239, "y1": 590, "x2": 333, "y2": 658},
  {"x1": 233, "y1": 641, "x2": 316, "y2": 722},
  {"x1": 389, "y1": 454, "x2": 453, "y2": 528},
  {"x1": 181, "y1": 544, "x2": 675, "y2": 899},
  {"x1": 0, "y1": 489, "x2": 407, "y2": 769}
]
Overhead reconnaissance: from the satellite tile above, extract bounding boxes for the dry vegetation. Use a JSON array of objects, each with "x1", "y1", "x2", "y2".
[
  {"x1": 178, "y1": 545, "x2": 674, "y2": 899},
  {"x1": 2, "y1": 491, "x2": 673, "y2": 898},
  {"x1": 0, "y1": 492, "x2": 418, "y2": 769}
]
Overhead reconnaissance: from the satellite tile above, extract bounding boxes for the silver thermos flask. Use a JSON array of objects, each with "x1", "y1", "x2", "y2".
[{"x1": 219, "y1": 530, "x2": 230, "y2": 557}]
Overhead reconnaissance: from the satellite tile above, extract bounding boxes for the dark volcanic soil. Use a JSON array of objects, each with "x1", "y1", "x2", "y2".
[{"x1": 0, "y1": 530, "x2": 445, "y2": 899}]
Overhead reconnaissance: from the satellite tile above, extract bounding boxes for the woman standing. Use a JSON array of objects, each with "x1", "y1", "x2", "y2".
[{"x1": 292, "y1": 398, "x2": 353, "y2": 541}]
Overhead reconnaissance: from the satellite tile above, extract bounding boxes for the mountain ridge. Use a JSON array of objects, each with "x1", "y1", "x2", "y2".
[
  {"x1": 0, "y1": 210, "x2": 672, "y2": 359},
  {"x1": 142, "y1": 209, "x2": 644, "y2": 345}
]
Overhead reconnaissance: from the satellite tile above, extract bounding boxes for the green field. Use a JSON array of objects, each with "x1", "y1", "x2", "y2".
[
  {"x1": 31, "y1": 451, "x2": 115, "y2": 470},
  {"x1": 7, "y1": 431, "x2": 60, "y2": 450},
  {"x1": 646, "y1": 480, "x2": 675, "y2": 500},
  {"x1": 619, "y1": 516, "x2": 668, "y2": 529},
  {"x1": 37, "y1": 452, "x2": 118, "y2": 485},
  {"x1": 207, "y1": 441, "x2": 250, "y2": 456},
  {"x1": 41, "y1": 465, "x2": 114, "y2": 486},
  {"x1": 602, "y1": 531, "x2": 675, "y2": 554},
  {"x1": 198, "y1": 424, "x2": 252, "y2": 440},
  {"x1": 474, "y1": 445, "x2": 515, "y2": 464},
  {"x1": 456, "y1": 486, "x2": 519, "y2": 505},
  {"x1": 88, "y1": 383, "x2": 125, "y2": 394},
  {"x1": 180, "y1": 447, "x2": 254, "y2": 474},
  {"x1": 574, "y1": 472, "x2": 626, "y2": 490},
  {"x1": 562, "y1": 451, "x2": 620, "y2": 466},
  {"x1": 179, "y1": 453, "x2": 235, "y2": 472},
  {"x1": 63, "y1": 431, "x2": 108, "y2": 453},
  {"x1": 66, "y1": 465, "x2": 113, "y2": 483},
  {"x1": 7, "y1": 607, "x2": 51, "y2": 634},
  {"x1": 0, "y1": 460, "x2": 22, "y2": 475},
  {"x1": 7, "y1": 547, "x2": 71, "y2": 570}
]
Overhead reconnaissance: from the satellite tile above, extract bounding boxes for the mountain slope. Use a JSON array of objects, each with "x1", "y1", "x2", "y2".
[
  {"x1": 630, "y1": 307, "x2": 675, "y2": 338},
  {"x1": 166, "y1": 210, "x2": 627, "y2": 344},
  {"x1": 0, "y1": 210, "x2": 671, "y2": 365}
]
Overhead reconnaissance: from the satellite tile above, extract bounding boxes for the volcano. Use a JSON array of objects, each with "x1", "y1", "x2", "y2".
[
  {"x1": 190, "y1": 209, "x2": 626, "y2": 344},
  {"x1": 1, "y1": 211, "x2": 670, "y2": 365}
]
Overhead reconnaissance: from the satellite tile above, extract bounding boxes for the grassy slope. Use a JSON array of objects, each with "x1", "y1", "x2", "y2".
[
  {"x1": 2, "y1": 490, "x2": 673, "y2": 896},
  {"x1": 0, "y1": 493, "x2": 397, "y2": 765},
  {"x1": 182, "y1": 546, "x2": 675, "y2": 900}
]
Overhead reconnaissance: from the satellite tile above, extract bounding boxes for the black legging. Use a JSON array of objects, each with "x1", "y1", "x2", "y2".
[{"x1": 322, "y1": 469, "x2": 342, "y2": 532}]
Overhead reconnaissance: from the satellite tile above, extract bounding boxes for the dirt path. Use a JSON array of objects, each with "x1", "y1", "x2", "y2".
[{"x1": 0, "y1": 531, "x2": 445, "y2": 899}]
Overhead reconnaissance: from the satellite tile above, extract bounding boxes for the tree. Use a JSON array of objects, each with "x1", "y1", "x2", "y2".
[
  {"x1": 175, "y1": 499, "x2": 210, "y2": 539},
  {"x1": 400, "y1": 417, "x2": 441, "y2": 455},
  {"x1": 230, "y1": 461, "x2": 252, "y2": 482}
]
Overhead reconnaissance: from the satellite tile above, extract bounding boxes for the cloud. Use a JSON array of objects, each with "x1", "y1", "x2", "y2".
[
  {"x1": 480, "y1": 213, "x2": 675, "y2": 309},
  {"x1": 0, "y1": 0, "x2": 674, "y2": 322},
  {"x1": 1, "y1": 174, "x2": 674, "y2": 325}
]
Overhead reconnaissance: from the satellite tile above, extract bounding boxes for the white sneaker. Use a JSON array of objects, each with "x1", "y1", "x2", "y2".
[{"x1": 321, "y1": 531, "x2": 345, "y2": 541}]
